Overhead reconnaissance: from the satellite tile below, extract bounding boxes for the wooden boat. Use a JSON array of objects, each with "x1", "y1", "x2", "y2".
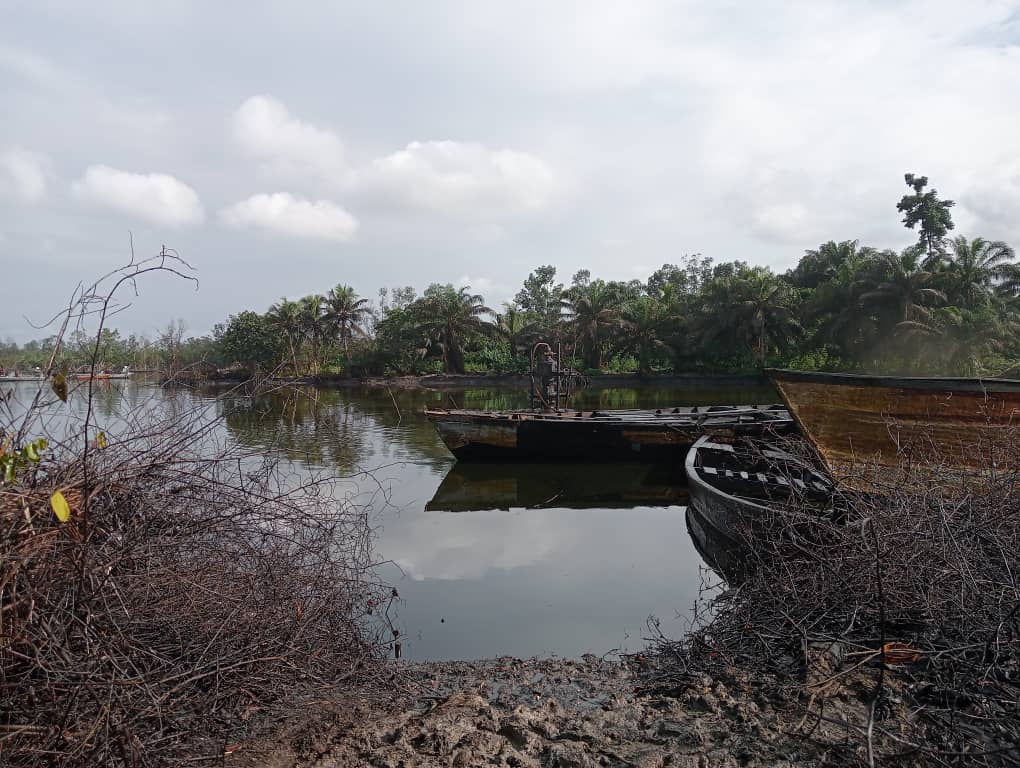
[
  {"x1": 71, "y1": 370, "x2": 131, "y2": 381},
  {"x1": 426, "y1": 461, "x2": 688, "y2": 511},
  {"x1": 426, "y1": 404, "x2": 794, "y2": 461},
  {"x1": 767, "y1": 369, "x2": 1020, "y2": 490},
  {"x1": 685, "y1": 506, "x2": 744, "y2": 581},
  {"x1": 684, "y1": 436, "x2": 835, "y2": 569}
]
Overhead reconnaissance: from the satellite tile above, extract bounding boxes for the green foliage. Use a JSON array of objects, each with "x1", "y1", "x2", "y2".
[
  {"x1": 897, "y1": 173, "x2": 956, "y2": 258},
  {"x1": 0, "y1": 437, "x2": 46, "y2": 484},
  {"x1": 562, "y1": 279, "x2": 624, "y2": 369},
  {"x1": 325, "y1": 284, "x2": 372, "y2": 372},
  {"x1": 5, "y1": 174, "x2": 1017, "y2": 379},
  {"x1": 784, "y1": 347, "x2": 847, "y2": 372},
  {"x1": 514, "y1": 265, "x2": 563, "y2": 333},
  {"x1": 413, "y1": 284, "x2": 492, "y2": 374},
  {"x1": 695, "y1": 265, "x2": 800, "y2": 366},
  {"x1": 218, "y1": 311, "x2": 281, "y2": 372}
]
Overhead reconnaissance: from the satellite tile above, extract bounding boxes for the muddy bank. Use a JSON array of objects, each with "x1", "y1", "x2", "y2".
[{"x1": 241, "y1": 654, "x2": 884, "y2": 768}]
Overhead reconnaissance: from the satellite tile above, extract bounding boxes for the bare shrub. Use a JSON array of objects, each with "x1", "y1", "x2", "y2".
[
  {"x1": 645, "y1": 431, "x2": 1020, "y2": 767},
  {"x1": 1, "y1": 252, "x2": 392, "y2": 766}
]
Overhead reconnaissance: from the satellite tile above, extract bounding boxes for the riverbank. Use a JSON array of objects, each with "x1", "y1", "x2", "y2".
[
  {"x1": 242, "y1": 440, "x2": 1020, "y2": 768},
  {"x1": 180, "y1": 371, "x2": 771, "y2": 390},
  {"x1": 240, "y1": 651, "x2": 911, "y2": 768}
]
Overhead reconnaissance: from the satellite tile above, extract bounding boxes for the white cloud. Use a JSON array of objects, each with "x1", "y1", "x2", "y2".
[
  {"x1": 220, "y1": 192, "x2": 358, "y2": 241},
  {"x1": 455, "y1": 274, "x2": 515, "y2": 305},
  {"x1": 750, "y1": 203, "x2": 814, "y2": 245},
  {"x1": 232, "y1": 95, "x2": 346, "y2": 183},
  {"x1": 0, "y1": 148, "x2": 47, "y2": 203},
  {"x1": 961, "y1": 162, "x2": 1020, "y2": 244},
  {"x1": 456, "y1": 275, "x2": 495, "y2": 294},
  {"x1": 365, "y1": 140, "x2": 558, "y2": 216},
  {"x1": 71, "y1": 165, "x2": 204, "y2": 225}
]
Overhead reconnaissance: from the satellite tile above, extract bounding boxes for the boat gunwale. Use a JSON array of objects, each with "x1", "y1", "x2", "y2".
[
  {"x1": 766, "y1": 368, "x2": 1020, "y2": 393},
  {"x1": 684, "y1": 436, "x2": 771, "y2": 519},
  {"x1": 425, "y1": 405, "x2": 793, "y2": 426}
]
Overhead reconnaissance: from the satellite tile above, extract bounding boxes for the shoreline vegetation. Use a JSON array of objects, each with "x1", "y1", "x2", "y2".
[
  {"x1": 2, "y1": 177, "x2": 1018, "y2": 765},
  {"x1": 4, "y1": 176, "x2": 1020, "y2": 383},
  {"x1": 173, "y1": 370, "x2": 774, "y2": 389},
  {"x1": 1, "y1": 256, "x2": 396, "y2": 766}
]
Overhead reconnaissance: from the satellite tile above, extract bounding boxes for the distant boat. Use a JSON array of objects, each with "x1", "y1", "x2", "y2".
[
  {"x1": 426, "y1": 404, "x2": 795, "y2": 462},
  {"x1": 684, "y1": 436, "x2": 835, "y2": 579},
  {"x1": 71, "y1": 367, "x2": 132, "y2": 382},
  {"x1": 767, "y1": 369, "x2": 1020, "y2": 490},
  {"x1": 0, "y1": 373, "x2": 44, "y2": 382}
]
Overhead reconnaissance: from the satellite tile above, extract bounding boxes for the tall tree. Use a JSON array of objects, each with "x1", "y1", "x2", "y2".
[
  {"x1": 619, "y1": 296, "x2": 671, "y2": 375},
  {"x1": 514, "y1": 265, "x2": 563, "y2": 334},
  {"x1": 266, "y1": 298, "x2": 305, "y2": 373},
  {"x1": 942, "y1": 236, "x2": 1016, "y2": 309},
  {"x1": 325, "y1": 284, "x2": 371, "y2": 372},
  {"x1": 859, "y1": 249, "x2": 946, "y2": 331},
  {"x1": 218, "y1": 311, "x2": 281, "y2": 372},
  {"x1": 416, "y1": 284, "x2": 492, "y2": 374},
  {"x1": 789, "y1": 240, "x2": 876, "y2": 289},
  {"x1": 896, "y1": 173, "x2": 955, "y2": 260},
  {"x1": 801, "y1": 249, "x2": 880, "y2": 363},
  {"x1": 492, "y1": 305, "x2": 536, "y2": 362},
  {"x1": 562, "y1": 279, "x2": 623, "y2": 370},
  {"x1": 298, "y1": 294, "x2": 326, "y2": 374},
  {"x1": 697, "y1": 267, "x2": 800, "y2": 365}
]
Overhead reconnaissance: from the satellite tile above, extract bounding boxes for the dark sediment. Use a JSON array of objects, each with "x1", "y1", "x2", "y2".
[{"x1": 241, "y1": 654, "x2": 885, "y2": 767}]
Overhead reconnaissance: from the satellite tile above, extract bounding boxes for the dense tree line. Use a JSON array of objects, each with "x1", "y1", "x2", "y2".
[{"x1": 4, "y1": 175, "x2": 1018, "y2": 377}]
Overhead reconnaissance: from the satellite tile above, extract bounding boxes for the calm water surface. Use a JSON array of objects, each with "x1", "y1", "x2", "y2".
[{"x1": 2, "y1": 379, "x2": 776, "y2": 660}]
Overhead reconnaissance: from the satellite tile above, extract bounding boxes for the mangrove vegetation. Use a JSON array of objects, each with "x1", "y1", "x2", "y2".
[{"x1": 4, "y1": 174, "x2": 1018, "y2": 378}]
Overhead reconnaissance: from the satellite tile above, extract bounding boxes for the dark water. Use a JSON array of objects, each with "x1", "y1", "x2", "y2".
[{"x1": 1, "y1": 378, "x2": 776, "y2": 661}]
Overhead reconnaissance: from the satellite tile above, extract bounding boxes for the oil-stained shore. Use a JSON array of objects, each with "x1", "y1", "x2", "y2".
[{"x1": 242, "y1": 654, "x2": 897, "y2": 768}]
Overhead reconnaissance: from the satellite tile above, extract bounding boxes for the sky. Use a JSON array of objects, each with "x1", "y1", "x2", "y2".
[{"x1": 2, "y1": 0, "x2": 1020, "y2": 342}]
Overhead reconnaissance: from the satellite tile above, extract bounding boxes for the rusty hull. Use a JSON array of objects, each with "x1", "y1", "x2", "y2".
[
  {"x1": 767, "y1": 369, "x2": 1020, "y2": 490},
  {"x1": 426, "y1": 406, "x2": 794, "y2": 462}
]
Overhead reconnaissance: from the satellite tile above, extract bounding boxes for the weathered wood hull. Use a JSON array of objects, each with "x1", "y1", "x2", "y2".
[
  {"x1": 684, "y1": 436, "x2": 836, "y2": 580},
  {"x1": 684, "y1": 438, "x2": 768, "y2": 546},
  {"x1": 427, "y1": 405, "x2": 794, "y2": 462},
  {"x1": 767, "y1": 369, "x2": 1020, "y2": 490}
]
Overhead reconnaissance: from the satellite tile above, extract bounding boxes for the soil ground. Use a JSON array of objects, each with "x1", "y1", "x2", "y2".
[{"x1": 239, "y1": 654, "x2": 888, "y2": 768}]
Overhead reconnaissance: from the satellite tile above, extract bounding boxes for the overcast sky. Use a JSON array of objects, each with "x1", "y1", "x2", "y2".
[{"x1": 3, "y1": 1, "x2": 1020, "y2": 341}]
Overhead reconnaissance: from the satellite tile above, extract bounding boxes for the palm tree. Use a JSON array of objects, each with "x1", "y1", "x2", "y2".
[
  {"x1": 698, "y1": 269, "x2": 800, "y2": 365},
  {"x1": 266, "y1": 298, "x2": 305, "y2": 373},
  {"x1": 802, "y1": 251, "x2": 881, "y2": 363},
  {"x1": 492, "y1": 305, "x2": 536, "y2": 362},
  {"x1": 790, "y1": 240, "x2": 875, "y2": 289},
  {"x1": 619, "y1": 296, "x2": 671, "y2": 375},
  {"x1": 562, "y1": 280, "x2": 623, "y2": 370},
  {"x1": 415, "y1": 285, "x2": 492, "y2": 374},
  {"x1": 859, "y1": 249, "x2": 946, "y2": 330},
  {"x1": 942, "y1": 236, "x2": 1016, "y2": 309},
  {"x1": 298, "y1": 294, "x2": 326, "y2": 374},
  {"x1": 324, "y1": 284, "x2": 371, "y2": 372},
  {"x1": 904, "y1": 305, "x2": 1019, "y2": 375}
]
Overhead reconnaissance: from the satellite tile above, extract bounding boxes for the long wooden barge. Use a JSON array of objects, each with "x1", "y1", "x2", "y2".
[
  {"x1": 426, "y1": 404, "x2": 794, "y2": 461},
  {"x1": 767, "y1": 369, "x2": 1020, "y2": 490}
]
